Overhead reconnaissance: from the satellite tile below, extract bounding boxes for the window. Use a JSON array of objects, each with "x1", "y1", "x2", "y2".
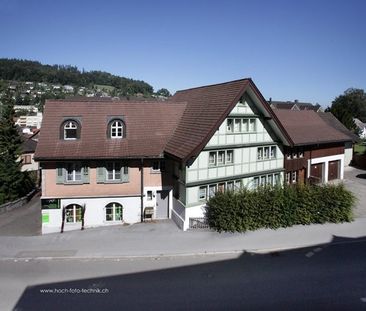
[
  {"x1": 66, "y1": 163, "x2": 82, "y2": 182},
  {"x1": 235, "y1": 180, "x2": 241, "y2": 190},
  {"x1": 260, "y1": 176, "x2": 266, "y2": 186},
  {"x1": 209, "y1": 184, "x2": 217, "y2": 198},
  {"x1": 105, "y1": 202, "x2": 123, "y2": 222},
  {"x1": 65, "y1": 204, "x2": 82, "y2": 223},
  {"x1": 209, "y1": 150, "x2": 234, "y2": 166},
  {"x1": 227, "y1": 182, "x2": 234, "y2": 191},
  {"x1": 199, "y1": 186, "x2": 207, "y2": 201},
  {"x1": 274, "y1": 174, "x2": 280, "y2": 185},
  {"x1": 147, "y1": 191, "x2": 153, "y2": 201},
  {"x1": 234, "y1": 119, "x2": 241, "y2": 132},
  {"x1": 63, "y1": 120, "x2": 79, "y2": 140},
  {"x1": 97, "y1": 163, "x2": 128, "y2": 183},
  {"x1": 257, "y1": 146, "x2": 277, "y2": 161},
  {"x1": 292, "y1": 171, "x2": 297, "y2": 183},
  {"x1": 298, "y1": 149, "x2": 304, "y2": 158},
  {"x1": 218, "y1": 151, "x2": 225, "y2": 165},
  {"x1": 227, "y1": 119, "x2": 233, "y2": 132},
  {"x1": 106, "y1": 162, "x2": 121, "y2": 181},
  {"x1": 110, "y1": 120, "x2": 124, "y2": 138},
  {"x1": 267, "y1": 174, "x2": 273, "y2": 185},
  {"x1": 151, "y1": 160, "x2": 165, "y2": 172},
  {"x1": 242, "y1": 119, "x2": 249, "y2": 132},
  {"x1": 22, "y1": 155, "x2": 31, "y2": 164},
  {"x1": 218, "y1": 183, "x2": 225, "y2": 193},
  {"x1": 226, "y1": 150, "x2": 234, "y2": 164},
  {"x1": 209, "y1": 152, "x2": 216, "y2": 166},
  {"x1": 286, "y1": 172, "x2": 291, "y2": 184},
  {"x1": 270, "y1": 146, "x2": 276, "y2": 158},
  {"x1": 253, "y1": 177, "x2": 259, "y2": 188},
  {"x1": 227, "y1": 118, "x2": 256, "y2": 133},
  {"x1": 249, "y1": 119, "x2": 256, "y2": 132}
]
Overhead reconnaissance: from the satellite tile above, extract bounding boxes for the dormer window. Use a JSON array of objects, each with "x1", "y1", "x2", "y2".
[
  {"x1": 108, "y1": 118, "x2": 125, "y2": 139},
  {"x1": 110, "y1": 120, "x2": 124, "y2": 138},
  {"x1": 62, "y1": 120, "x2": 80, "y2": 140}
]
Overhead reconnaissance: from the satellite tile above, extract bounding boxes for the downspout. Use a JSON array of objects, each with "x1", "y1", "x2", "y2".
[{"x1": 140, "y1": 158, "x2": 144, "y2": 222}]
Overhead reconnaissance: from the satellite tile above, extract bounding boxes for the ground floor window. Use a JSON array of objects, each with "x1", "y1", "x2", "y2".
[
  {"x1": 286, "y1": 170, "x2": 300, "y2": 185},
  {"x1": 105, "y1": 202, "x2": 123, "y2": 221},
  {"x1": 253, "y1": 173, "x2": 281, "y2": 188},
  {"x1": 65, "y1": 204, "x2": 82, "y2": 223},
  {"x1": 198, "y1": 179, "x2": 242, "y2": 201}
]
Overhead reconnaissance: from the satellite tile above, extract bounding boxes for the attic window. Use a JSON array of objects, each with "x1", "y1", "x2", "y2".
[
  {"x1": 108, "y1": 119, "x2": 125, "y2": 139},
  {"x1": 63, "y1": 120, "x2": 80, "y2": 140}
]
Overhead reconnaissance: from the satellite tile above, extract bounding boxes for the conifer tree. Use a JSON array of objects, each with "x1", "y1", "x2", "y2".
[{"x1": 0, "y1": 90, "x2": 31, "y2": 204}]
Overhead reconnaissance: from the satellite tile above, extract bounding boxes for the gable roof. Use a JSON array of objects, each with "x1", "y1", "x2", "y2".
[
  {"x1": 35, "y1": 100, "x2": 186, "y2": 160},
  {"x1": 273, "y1": 110, "x2": 352, "y2": 146},
  {"x1": 165, "y1": 78, "x2": 291, "y2": 161},
  {"x1": 318, "y1": 112, "x2": 359, "y2": 143},
  {"x1": 271, "y1": 100, "x2": 321, "y2": 112}
]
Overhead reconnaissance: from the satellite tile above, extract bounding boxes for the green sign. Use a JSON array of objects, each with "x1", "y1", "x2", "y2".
[
  {"x1": 42, "y1": 213, "x2": 49, "y2": 223},
  {"x1": 41, "y1": 199, "x2": 60, "y2": 210}
]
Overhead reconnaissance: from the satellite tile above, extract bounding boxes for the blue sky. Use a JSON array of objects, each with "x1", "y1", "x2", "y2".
[{"x1": 0, "y1": 0, "x2": 365, "y2": 107}]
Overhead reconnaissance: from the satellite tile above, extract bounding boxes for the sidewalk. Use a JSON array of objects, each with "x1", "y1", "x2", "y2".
[{"x1": 1, "y1": 217, "x2": 366, "y2": 260}]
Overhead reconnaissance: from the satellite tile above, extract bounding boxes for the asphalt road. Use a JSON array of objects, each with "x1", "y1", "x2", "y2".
[{"x1": 1, "y1": 236, "x2": 365, "y2": 311}]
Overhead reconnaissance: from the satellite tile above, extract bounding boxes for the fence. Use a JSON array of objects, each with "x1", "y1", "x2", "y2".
[
  {"x1": 0, "y1": 189, "x2": 38, "y2": 215},
  {"x1": 189, "y1": 217, "x2": 210, "y2": 230}
]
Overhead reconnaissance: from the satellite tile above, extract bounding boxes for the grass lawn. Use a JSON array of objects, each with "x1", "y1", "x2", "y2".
[{"x1": 354, "y1": 143, "x2": 366, "y2": 155}]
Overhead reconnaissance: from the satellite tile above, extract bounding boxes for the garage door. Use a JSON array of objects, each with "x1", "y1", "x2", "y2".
[{"x1": 328, "y1": 160, "x2": 339, "y2": 181}]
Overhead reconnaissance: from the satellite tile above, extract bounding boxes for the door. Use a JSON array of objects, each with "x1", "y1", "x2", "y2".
[
  {"x1": 328, "y1": 160, "x2": 339, "y2": 181},
  {"x1": 156, "y1": 190, "x2": 169, "y2": 219},
  {"x1": 310, "y1": 163, "x2": 323, "y2": 184}
]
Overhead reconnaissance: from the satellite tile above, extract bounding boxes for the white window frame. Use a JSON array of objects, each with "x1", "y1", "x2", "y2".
[
  {"x1": 249, "y1": 119, "x2": 256, "y2": 132},
  {"x1": 208, "y1": 184, "x2": 217, "y2": 198},
  {"x1": 199, "y1": 186, "x2": 207, "y2": 201},
  {"x1": 226, "y1": 150, "x2": 234, "y2": 164},
  {"x1": 106, "y1": 162, "x2": 121, "y2": 181},
  {"x1": 110, "y1": 120, "x2": 124, "y2": 139},
  {"x1": 292, "y1": 171, "x2": 297, "y2": 183},
  {"x1": 209, "y1": 152, "x2": 217, "y2": 166},
  {"x1": 66, "y1": 163, "x2": 82, "y2": 182},
  {"x1": 218, "y1": 151, "x2": 225, "y2": 165},
  {"x1": 105, "y1": 202, "x2": 123, "y2": 222},
  {"x1": 227, "y1": 119, "x2": 233, "y2": 132},
  {"x1": 64, "y1": 121, "x2": 78, "y2": 140},
  {"x1": 65, "y1": 204, "x2": 82, "y2": 223}
]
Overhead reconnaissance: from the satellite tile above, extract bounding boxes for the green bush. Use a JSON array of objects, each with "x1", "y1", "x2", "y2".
[{"x1": 205, "y1": 184, "x2": 355, "y2": 232}]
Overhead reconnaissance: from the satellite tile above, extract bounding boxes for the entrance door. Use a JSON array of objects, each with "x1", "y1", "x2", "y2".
[
  {"x1": 310, "y1": 163, "x2": 323, "y2": 184},
  {"x1": 328, "y1": 160, "x2": 339, "y2": 181},
  {"x1": 156, "y1": 190, "x2": 169, "y2": 219}
]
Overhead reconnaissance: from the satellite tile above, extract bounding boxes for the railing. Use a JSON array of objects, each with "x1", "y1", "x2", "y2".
[{"x1": 189, "y1": 217, "x2": 210, "y2": 230}]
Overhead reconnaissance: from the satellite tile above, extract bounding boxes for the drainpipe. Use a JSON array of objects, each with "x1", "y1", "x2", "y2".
[{"x1": 140, "y1": 158, "x2": 144, "y2": 222}]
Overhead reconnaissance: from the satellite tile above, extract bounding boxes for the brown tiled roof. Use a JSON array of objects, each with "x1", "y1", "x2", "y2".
[
  {"x1": 318, "y1": 112, "x2": 359, "y2": 142},
  {"x1": 271, "y1": 102, "x2": 296, "y2": 110},
  {"x1": 35, "y1": 100, "x2": 186, "y2": 160},
  {"x1": 165, "y1": 78, "x2": 290, "y2": 161},
  {"x1": 165, "y1": 79, "x2": 250, "y2": 160},
  {"x1": 274, "y1": 110, "x2": 352, "y2": 146}
]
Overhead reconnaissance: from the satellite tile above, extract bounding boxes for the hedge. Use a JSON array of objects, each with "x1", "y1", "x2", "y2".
[{"x1": 205, "y1": 184, "x2": 356, "y2": 232}]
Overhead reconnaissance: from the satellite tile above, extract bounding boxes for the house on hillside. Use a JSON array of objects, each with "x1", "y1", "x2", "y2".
[{"x1": 274, "y1": 110, "x2": 353, "y2": 185}]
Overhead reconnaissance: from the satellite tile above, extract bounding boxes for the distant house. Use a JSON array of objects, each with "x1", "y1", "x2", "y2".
[
  {"x1": 20, "y1": 130, "x2": 40, "y2": 183},
  {"x1": 354, "y1": 118, "x2": 366, "y2": 139},
  {"x1": 270, "y1": 99, "x2": 322, "y2": 112},
  {"x1": 274, "y1": 110, "x2": 353, "y2": 185}
]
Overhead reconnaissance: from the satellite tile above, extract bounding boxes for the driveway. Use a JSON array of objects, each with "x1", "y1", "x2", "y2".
[
  {"x1": 343, "y1": 166, "x2": 366, "y2": 218},
  {"x1": 0, "y1": 194, "x2": 41, "y2": 236}
]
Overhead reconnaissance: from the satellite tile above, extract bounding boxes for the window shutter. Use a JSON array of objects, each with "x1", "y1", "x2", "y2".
[
  {"x1": 56, "y1": 163, "x2": 64, "y2": 184},
  {"x1": 82, "y1": 164, "x2": 90, "y2": 184},
  {"x1": 96, "y1": 164, "x2": 106, "y2": 183},
  {"x1": 122, "y1": 166, "x2": 129, "y2": 183}
]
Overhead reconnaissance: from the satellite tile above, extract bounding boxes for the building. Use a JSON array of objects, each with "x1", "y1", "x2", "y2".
[
  {"x1": 354, "y1": 118, "x2": 366, "y2": 139},
  {"x1": 270, "y1": 99, "x2": 322, "y2": 112},
  {"x1": 274, "y1": 110, "x2": 353, "y2": 185},
  {"x1": 35, "y1": 78, "x2": 352, "y2": 233}
]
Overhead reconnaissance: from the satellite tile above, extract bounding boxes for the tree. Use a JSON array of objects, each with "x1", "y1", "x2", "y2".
[
  {"x1": 328, "y1": 88, "x2": 366, "y2": 133},
  {"x1": 156, "y1": 88, "x2": 171, "y2": 97},
  {"x1": 0, "y1": 90, "x2": 33, "y2": 204}
]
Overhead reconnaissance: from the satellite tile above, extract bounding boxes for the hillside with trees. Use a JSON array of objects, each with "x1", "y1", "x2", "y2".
[{"x1": 0, "y1": 58, "x2": 156, "y2": 95}]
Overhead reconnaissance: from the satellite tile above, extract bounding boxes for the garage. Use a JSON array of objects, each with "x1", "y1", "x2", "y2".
[{"x1": 328, "y1": 160, "x2": 340, "y2": 181}]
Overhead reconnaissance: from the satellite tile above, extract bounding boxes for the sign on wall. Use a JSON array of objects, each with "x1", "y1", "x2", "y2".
[{"x1": 41, "y1": 199, "x2": 60, "y2": 209}]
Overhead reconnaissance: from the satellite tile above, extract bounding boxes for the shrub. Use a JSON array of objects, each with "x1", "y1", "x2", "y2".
[{"x1": 205, "y1": 184, "x2": 355, "y2": 232}]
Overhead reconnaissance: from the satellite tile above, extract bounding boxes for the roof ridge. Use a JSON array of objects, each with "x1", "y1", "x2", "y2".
[{"x1": 175, "y1": 77, "x2": 251, "y2": 93}]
